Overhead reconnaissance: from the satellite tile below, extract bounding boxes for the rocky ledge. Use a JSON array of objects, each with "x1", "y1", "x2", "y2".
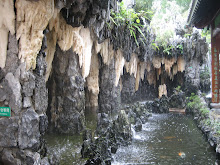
[{"x1": 81, "y1": 102, "x2": 152, "y2": 164}]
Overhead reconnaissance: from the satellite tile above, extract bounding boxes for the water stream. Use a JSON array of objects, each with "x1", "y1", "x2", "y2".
[
  {"x1": 44, "y1": 133, "x2": 85, "y2": 164},
  {"x1": 45, "y1": 112, "x2": 216, "y2": 165},
  {"x1": 44, "y1": 107, "x2": 98, "y2": 165},
  {"x1": 112, "y1": 113, "x2": 216, "y2": 165}
]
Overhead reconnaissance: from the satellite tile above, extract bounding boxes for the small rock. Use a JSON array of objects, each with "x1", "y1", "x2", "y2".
[
  {"x1": 41, "y1": 157, "x2": 50, "y2": 165},
  {"x1": 39, "y1": 114, "x2": 48, "y2": 134},
  {"x1": 134, "y1": 118, "x2": 142, "y2": 132},
  {"x1": 1, "y1": 149, "x2": 21, "y2": 165},
  {"x1": 0, "y1": 117, "x2": 19, "y2": 147},
  {"x1": 23, "y1": 97, "x2": 32, "y2": 108}
]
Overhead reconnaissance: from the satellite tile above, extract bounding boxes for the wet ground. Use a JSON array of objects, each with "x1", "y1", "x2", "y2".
[
  {"x1": 112, "y1": 113, "x2": 216, "y2": 165},
  {"x1": 44, "y1": 133, "x2": 86, "y2": 165}
]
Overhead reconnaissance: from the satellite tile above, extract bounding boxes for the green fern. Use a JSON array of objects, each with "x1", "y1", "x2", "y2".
[{"x1": 110, "y1": 2, "x2": 152, "y2": 47}]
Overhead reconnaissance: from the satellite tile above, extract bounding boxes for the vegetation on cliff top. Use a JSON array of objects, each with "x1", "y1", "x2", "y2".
[{"x1": 110, "y1": 2, "x2": 153, "y2": 46}]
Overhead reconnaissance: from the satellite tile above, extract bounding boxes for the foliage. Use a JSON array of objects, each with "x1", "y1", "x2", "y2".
[
  {"x1": 150, "y1": 0, "x2": 191, "y2": 54},
  {"x1": 174, "y1": 0, "x2": 191, "y2": 12},
  {"x1": 187, "y1": 93, "x2": 203, "y2": 110},
  {"x1": 204, "y1": 119, "x2": 211, "y2": 126},
  {"x1": 200, "y1": 108, "x2": 209, "y2": 116},
  {"x1": 163, "y1": 45, "x2": 174, "y2": 55},
  {"x1": 177, "y1": 44, "x2": 183, "y2": 54},
  {"x1": 155, "y1": 29, "x2": 174, "y2": 49},
  {"x1": 184, "y1": 33, "x2": 191, "y2": 38},
  {"x1": 151, "y1": 42, "x2": 159, "y2": 51},
  {"x1": 201, "y1": 28, "x2": 211, "y2": 45},
  {"x1": 175, "y1": 86, "x2": 182, "y2": 93},
  {"x1": 215, "y1": 123, "x2": 220, "y2": 135},
  {"x1": 134, "y1": 0, "x2": 154, "y2": 20},
  {"x1": 111, "y1": 2, "x2": 153, "y2": 47}
]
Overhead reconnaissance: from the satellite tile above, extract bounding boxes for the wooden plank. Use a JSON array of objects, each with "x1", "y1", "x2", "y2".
[
  {"x1": 169, "y1": 108, "x2": 185, "y2": 114},
  {"x1": 211, "y1": 25, "x2": 220, "y2": 103}
]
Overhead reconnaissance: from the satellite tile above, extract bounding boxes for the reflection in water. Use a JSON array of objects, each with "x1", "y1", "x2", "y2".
[
  {"x1": 112, "y1": 113, "x2": 216, "y2": 165},
  {"x1": 44, "y1": 133, "x2": 86, "y2": 165},
  {"x1": 44, "y1": 107, "x2": 98, "y2": 165}
]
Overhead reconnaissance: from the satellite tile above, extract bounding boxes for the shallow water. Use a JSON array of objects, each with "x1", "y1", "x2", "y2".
[
  {"x1": 112, "y1": 113, "x2": 216, "y2": 165},
  {"x1": 44, "y1": 133, "x2": 86, "y2": 165},
  {"x1": 44, "y1": 107, "x2": 98, "y2": 165}
]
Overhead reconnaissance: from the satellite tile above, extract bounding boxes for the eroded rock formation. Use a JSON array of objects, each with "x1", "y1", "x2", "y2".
[{"x1": 0, "y1": 0, "x2": 209, "y2": 164}]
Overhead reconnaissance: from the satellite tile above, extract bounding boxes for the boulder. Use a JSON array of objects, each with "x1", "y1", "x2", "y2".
[
  {"x1": 5, "y1": 72, "x2": 22, "y2": 115},
  {"x1": 169, "y1": 91, "x2": 186, "y2": 109},
  {"x1": 18, "y1": 108, "x2": 40, "y2": 151},
  {"x1": 1, "y1": 149, "x2": 21, "y2": 165},
  {"x1": 152, "y1": 96, "x2": 169, "y2": 113},
  {"x1": 134, "y1": 118, "x2": 142, "y2": 132},
  {"x1": 0, "y1": 117, "x2": 19, "y2": 147}
]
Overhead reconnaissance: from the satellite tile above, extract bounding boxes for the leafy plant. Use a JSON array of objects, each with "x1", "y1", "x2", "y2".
[
  {"x1": 163, "y1": 45, "x2": 174, "y2": 55},
  {"x1": 135, "y1": 0, "x2": 154, "y2": 15},
  {"x1": 151, "y1": 42, "x2": 159, "y2": 51},
  {"x1": 187, "y1": 93, "x2": 203, "y2": 110},
  {"x1": 204, "y1": 119, "x2": 211, "y2": 126},
  {"x1": 110, "y1": 2, "x2": 152, "y2": 47},
  {"x1": 177, "y1": 44, "x2": 183, "y2": 54},
  {"x1": 184, "y1": 33, "x2": 191, "y2": 38},
  {"x1": 200, "y1": 108, "x2": 209, "y2": 116},
  {"x1": 175, "y1": 86, "x2": 182, "y2": 93}
]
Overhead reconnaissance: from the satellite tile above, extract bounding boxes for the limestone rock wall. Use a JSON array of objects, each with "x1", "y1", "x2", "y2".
[
  {"x1": 0, "y1": 34, "x2": 48, "y2": 164},
  {"x1": 0, "y1": 0, "x2": 209, "y2": 164},
  {"x1": 47, "y1": 46, "x2": 85, "y2": 134},
  {"x1": 98, "y1": 57, "x2": 121, "y2": 116}
]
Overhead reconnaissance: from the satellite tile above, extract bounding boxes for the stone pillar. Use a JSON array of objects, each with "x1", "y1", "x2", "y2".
[
  {"x1": 47, "y1": 46, "x2": 85, "y2": 134},
  {"x1": 98, "y1": 57, "x2": 120, "y2": 118}
]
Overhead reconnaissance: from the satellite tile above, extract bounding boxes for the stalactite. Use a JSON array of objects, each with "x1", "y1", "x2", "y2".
[
  {"x1": 49, "y1": 11, "x2": 84, "y2": 67},
  {"x1": 158, "y1": 84, "x2": 167, "y2": 98},
  {"x1": 0, "y1": 0, "x2": 15, "y2": 69},
  {"x1": 152, "y1": 57, "x2": 162, "y2": 69},
  {"x1": 173, "y1": 64, "x2": 178, "y2": 76},
  {"x1": 115, "y1": 49, "x2": 125, "y2": 86},
  {"x1": 177, "y1": 56, "x2": 185, "y2": 72},
  {"x1": 86, "y1": 52, "x2": 99, "y2": 107},
  {"x1": 125, "y1": 53, "x2": 139, "y2": 77},
  {"x1": 48, "y1": 10, "x2": 95, "y2": 79},
  {"x1": 164, "y1": 57, "x2": 176, "y2": 74},
  {"x1": 146, "y1": 60, "x2": 152, "y2": 72},
  {"x1": 140, "y1": 62, "x2": 147, "y2": 80},
  {"x1": 135, "y1": 63, "x2": 140, "y2": 91},
  {"x1": 147, "y1": 70, "x2": 156, "y2": 86},
  {"x1": 80, "y1": 28, "x2": 93, "y2": 79},
  {"x1": 16, "y1": 0, "x2": 54, "y2": 70},
  {"x1": 120, "y1": 78, "x2": 123, "y2": 92},
  {"x1": 45, "y1": 30, "x2": 56, "y2": 81},
  {"x1": 95, "y1": 39, "x2": 114, "y2": 66}
]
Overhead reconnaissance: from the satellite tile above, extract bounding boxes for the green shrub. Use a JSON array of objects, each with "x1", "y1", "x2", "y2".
[
  {"x1": 186, "y1": 93, "x2": 203, "y2": 110},
  {"x1": 134, "y1": 0, "x2": 154, "y2": 20},
  {"x1": 177, "y1": 44, "x2": 183, "y2": 54},
  {"x1": 214, "y1": 123, "x2": 220, "y2": 135},
  {"x1": 110, "y1": 2, "x2": 153, "y2": 47},
  {"x1": 204, "y1": 119, "x2": 211, "y2": 126},
  {"x1": 175, "y1": 85, "x2": 182, "y2": 92},
  {"x1": 200, "y1": 108, "x2": 209, "y2": 116}
]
